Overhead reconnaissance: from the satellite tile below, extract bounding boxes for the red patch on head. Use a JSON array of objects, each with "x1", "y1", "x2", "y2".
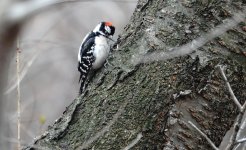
[{"x1": 105, "y1": 22, "x2": 113, "y2": 26}]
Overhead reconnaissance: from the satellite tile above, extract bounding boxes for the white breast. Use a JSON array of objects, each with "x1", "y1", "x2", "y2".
[{"x1": 93, "y1": 35, "x2": 110, "y2": 69}]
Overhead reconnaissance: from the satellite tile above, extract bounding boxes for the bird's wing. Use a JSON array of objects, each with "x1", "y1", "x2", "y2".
[{"x1": 79, "y1": 32, "x2": 96, "y2": 56}]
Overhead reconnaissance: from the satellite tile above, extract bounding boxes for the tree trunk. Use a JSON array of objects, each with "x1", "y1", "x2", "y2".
[{"x1": 25, "y1": 0, "x2": 246, "y2": 149}]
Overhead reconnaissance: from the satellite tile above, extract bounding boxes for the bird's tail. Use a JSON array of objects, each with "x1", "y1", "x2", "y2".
[
  {"x1": 79, "y1": 73, "x2": 88, "y2": 94},
  {"x1": 78, "y1": 62, "x2": 90, "y2": 94}
]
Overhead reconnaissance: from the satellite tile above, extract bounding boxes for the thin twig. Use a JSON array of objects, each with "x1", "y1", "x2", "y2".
[
  {"x1": 4, "y1": 53, "x2": 38, "y2": 95},
  {"x1": 235, "y1": 138, "x2": 246, "y2": 145},
  {"x1": 218, "y1": 66, "x2": 246, "y2": 150},
  {"x1": 5, "y1": 6, "x2": 71, "y2": 95},
  {"x1": 6, "y1": 0, "x2": 137, "y2": 24},
  {"x1": 242, "y1": 101, "x2": 246, "y2": 110},
  {"x1": 16, "y1": 37, "x2": 21, "y2": 150},
  {"x1": 132, "y1": 10, "x2": 246, "y2": 64},
  {"x1": 237, "y1": 110, "x2": 246, "y2": 140},
  {"x1": 224, "y1": 115, "x2": 241, "y2": 150},
  {"x1": 123, "y1": 133, "x2": 143, "y2": 150},
  {"x1": 233, "y1": 108, "x2": 246, "y2": 150},
  {"x1": 217, "y1": 65, "x2": 242, "y2": 112},
  {"x1": 188, "y1": 121, "x2": 219, "y2": 150}
]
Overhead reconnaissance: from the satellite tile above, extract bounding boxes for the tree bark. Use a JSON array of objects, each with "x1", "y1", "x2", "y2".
[{"x1": 25, "y1": 0, "x2": 246, "y2": 149}]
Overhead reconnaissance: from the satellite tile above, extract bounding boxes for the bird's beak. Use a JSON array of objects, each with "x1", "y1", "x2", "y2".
[{"x1": 107, "y1": 35, "x2": 115, "y2": 42}]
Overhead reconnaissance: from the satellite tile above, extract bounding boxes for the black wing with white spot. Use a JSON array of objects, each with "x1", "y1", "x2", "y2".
[
  {"x1": 78, "y1": 32, "x2": 96, "y2": 94},
  {"x1": 79, "y1": 32, "x2": 96, "y2": 57}
]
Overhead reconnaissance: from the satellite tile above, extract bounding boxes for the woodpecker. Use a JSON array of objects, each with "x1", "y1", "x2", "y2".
[{"x1": 78, "y1": 22, "x2": 115, "y2": 94}]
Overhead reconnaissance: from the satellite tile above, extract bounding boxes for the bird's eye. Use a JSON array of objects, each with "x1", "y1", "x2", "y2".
[{"x1": 105, "y1": 26, "x2": 111, "y2": 33}]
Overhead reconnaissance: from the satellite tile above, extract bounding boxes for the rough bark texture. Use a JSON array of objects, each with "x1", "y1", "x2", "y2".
[{"x1": 25, "y1": 0, "x2": 246, "y2": 149}]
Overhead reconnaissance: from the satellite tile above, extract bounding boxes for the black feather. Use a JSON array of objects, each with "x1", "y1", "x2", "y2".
[{"x1": 78, "y1": 32, "x2": 96, "y2": 94}]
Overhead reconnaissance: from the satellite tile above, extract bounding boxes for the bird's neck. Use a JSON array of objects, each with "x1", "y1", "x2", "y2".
[
  {"x1": 94, "y1": 31, "x2": 106, "y2": 37},
  {"x1": 93, "y1": 31, "x2": 115, "y2": 42}
]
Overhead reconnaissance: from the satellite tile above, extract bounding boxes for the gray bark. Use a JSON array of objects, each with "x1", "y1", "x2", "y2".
[{"x1": 25, "y1": 0, "x2": 246, "y2": 149}]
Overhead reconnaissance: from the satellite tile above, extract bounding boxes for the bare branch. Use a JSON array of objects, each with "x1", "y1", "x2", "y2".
[
  {"x1": 4, "y1": 0, "x2": 78, "y2": 23},
  {"x1": 242, "y1": 101, "x2": 246, "y2": 110},
  {"x1": 235, "y1": 138, "x2": 246, "y2": 145},
  {"x1": 217, "y1": 65, "x2": 242, "y2": 112},
  {"x1": 217, "y1": 65, "x2": 246, "y2": 150},
  {"x1": 16, "y1": 37, "x2": 21, "y2": 150},
  {"x1": 123, "y1": 133, "x2": 143, "y2": 150},
  {"x1": 224, "y1": 106, "x2": 246, "y2": 149},
  {"x1": 224, "y1": 115, "x2": 241, "y2": 150},
  {"x1": 132, "y1": 10, "x2": 246, "y2": 64},
  {"x1": 188, "y1": 121, "x2": 219, "y2": 150},
  {"x1": 4, "y1": 0, "x2": 137, "y2": 24},
  {"x1": 237, "y1": 111, "x2": 246, "y2": 139},
  {"x1": 5, "y1": 53, "x2": 38, "y2": 95},
  {"x1": 5, "y1": 7, "x2": 71, "y2": 95}
]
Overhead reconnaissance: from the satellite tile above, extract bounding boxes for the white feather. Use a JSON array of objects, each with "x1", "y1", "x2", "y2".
[
  {"x1": 92, "y1": 35, "x2": 110, "y2": 69},
  {"x1": 93, "y1": 23, "x2": 106, "y2": 36}
]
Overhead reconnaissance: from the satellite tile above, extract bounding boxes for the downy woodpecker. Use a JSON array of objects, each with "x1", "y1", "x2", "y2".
[{"x1": 78, "y1": 22, "x2": 115, "y2": 94}]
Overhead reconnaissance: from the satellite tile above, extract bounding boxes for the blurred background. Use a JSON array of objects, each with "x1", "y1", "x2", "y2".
[{"x1": 1, "y1": 1, "x2": 137, "y2": 149}]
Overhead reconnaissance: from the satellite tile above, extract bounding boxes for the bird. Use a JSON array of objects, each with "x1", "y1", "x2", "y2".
[{"x1": 78, "y1": 22, "x2": 115, "y2": 94}]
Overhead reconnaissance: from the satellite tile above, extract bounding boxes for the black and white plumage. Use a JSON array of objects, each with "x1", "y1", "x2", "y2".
[{"x1": 78, "y1": 22, "x2": 115, "y2": 94}]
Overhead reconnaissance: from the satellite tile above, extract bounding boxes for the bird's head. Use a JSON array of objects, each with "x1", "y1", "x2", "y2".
[{"x1": 93, "y1": 22, "x2": 115, "y2": 37}]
